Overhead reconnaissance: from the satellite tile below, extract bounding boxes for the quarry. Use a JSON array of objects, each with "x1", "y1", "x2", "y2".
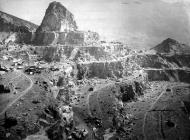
[{"x1": 0, "y1": 1, "x2": 190, "y2": 140}]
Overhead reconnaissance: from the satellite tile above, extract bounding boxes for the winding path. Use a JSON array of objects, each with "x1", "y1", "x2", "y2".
[{"x1": 0, "y1": 70, "x2": 33, "y2": 116}]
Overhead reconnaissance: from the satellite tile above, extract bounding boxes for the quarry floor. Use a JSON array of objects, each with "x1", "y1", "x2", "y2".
[
  {"x1": 73, "y1": 80, "x2": 190, "y2": 140},
  {"x1": 0, "y1": 70, "x2": 190, "y2": 140},
  {"x1": 126, "y1": 81, "x2": 190, "y2": 140}
]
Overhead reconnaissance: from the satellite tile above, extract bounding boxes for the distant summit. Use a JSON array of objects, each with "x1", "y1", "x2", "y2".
[
  {"x1": 151, "y1": 38, "x2": 190, "y2": 54},
  {"x1": 36, "y1": 1, "x2": 77, "y2": 33}
]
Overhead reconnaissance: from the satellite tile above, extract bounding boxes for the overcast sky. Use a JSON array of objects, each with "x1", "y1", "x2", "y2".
[{"x1": 0, "y1": 0, "x2": 190, "y2": 49}]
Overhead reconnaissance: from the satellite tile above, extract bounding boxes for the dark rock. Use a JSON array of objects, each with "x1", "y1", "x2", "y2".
[
  {"x1": 46, "y1": 121, "x2": 67, "y2": 140},
  {"x1": 166, "y1": 88, "x2": 171, "y2": 92},
  {"x1": 120, "y1": 84, "x2": 136, "y2": 102},
  {"x1": 3, "y1": 113, "x2": 17, "y2": 129},
  {"x1": 151, "y1": 38, "x2": 190, "y2": 54},
  {"x1": 32, "y1": 99, "x2": 41, "y2": 104},
  {"x1": 165, "y1": 120, "x2": 175, "y2": 127},
  {"x1": 0, "y1": 84, "x2": 10, "y2": 94},
  {"x1": 88, "y1": 87, "x2": 94, "y2": 91}
]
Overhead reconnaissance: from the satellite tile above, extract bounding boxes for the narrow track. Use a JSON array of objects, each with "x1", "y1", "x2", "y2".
[
  {"x1": 142, "y1": 85, "x2": 168, "y2": 140},
  {"x1": 0, "y1": 71, "x2": 33, "y2": 116}
]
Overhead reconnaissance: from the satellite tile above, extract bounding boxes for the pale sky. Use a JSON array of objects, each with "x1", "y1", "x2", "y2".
[{"x1": 0, "y1": 0, "x2": 190, "y2": 49}]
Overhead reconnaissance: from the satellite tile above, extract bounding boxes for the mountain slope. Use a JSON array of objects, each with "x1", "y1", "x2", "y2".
[
  {"x1": 0, "y1": 11, "x2": 38, "y2": 33},
  {"x1": 151, "y1": 38, "x2": 190, "y2": 54}
]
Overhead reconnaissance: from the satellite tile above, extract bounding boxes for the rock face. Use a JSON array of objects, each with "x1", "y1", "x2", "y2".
[
  {"x1": 34, "y1": 1, "x2": 86, "y2": 46},
  {"x1": 0, "y1": 11, "x2": 38, "y2": 43},
  {"x1": 42, "y1": 46, "x2": 62, "y2": 62},
  {"x1": 76, "y1": 52, "x2": 190, "y2": 81},
  {"x1": 36, "y1": 1, "x2": 77, "y2": 33},
  {"x1": 77, "y1": 61, "x2": 124, "y2": 79},
  {"x1": 151, "y1": 38, "x2": 190, "y2": 54},
  {"x1": 34, "y1": 1, "x2": 100, "y2": 46}
]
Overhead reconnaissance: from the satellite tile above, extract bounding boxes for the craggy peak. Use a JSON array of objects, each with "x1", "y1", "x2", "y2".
[
  {"x1": 0, "y1": 1, "x2": 190, "y2": 140},
  {"x1": 36, "y1": 1, "x2": 78, "y2": 33}
]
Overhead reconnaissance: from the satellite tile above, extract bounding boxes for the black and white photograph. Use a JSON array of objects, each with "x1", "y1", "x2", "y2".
[{"x1": 0, "y1": 0, "x2": 190, "y2": 139}]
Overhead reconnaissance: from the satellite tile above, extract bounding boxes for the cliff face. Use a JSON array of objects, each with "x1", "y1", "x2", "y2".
[
  {"x1": 34, "y1": 2, "x2": 86, "y2": 46},
  {"x1": 36, "y1": 1, "x2": 77, "y2": 33},
  {"x1": 77, "y1": 61, "x2": 124, "y2": 80},
  {"x1": 34, "y1": 1, "x2": 100, "y2": 46},
  {"x1": 76, "y1": 52, "x2": 190, "y2": 81}
]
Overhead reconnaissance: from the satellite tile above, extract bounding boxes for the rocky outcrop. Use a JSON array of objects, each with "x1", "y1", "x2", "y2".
[
  {"x1": 76, "y1": 54, "x2": 172, "y2": 79},
  {"x1": 77, "y1": 61, "x2": 124, "y2": 79},
  {"x1": 151, "y1": 38, "x2": 190, "y2": 55},
  {"x1": 36, "y1": 44, "x2": 127, "y2": 62},
  {"x1": 34, "y1": 1, "x2": 86, "y2": 46},
  {"x1": 0, "y1": 11, "x2": 38, "y2": 43},
  {"x1": 34, "y1": 2, "x2": 101, "y2": 46},
  {"x1": 76, "y1": 52, "x2": 190, "y2": 80},
  {"x1": 36, "y1": 1, "x2": 77, "y2": 33}
]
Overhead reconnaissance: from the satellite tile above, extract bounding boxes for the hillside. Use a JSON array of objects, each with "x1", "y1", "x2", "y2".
[
  {"x1": 0, "y1": 11, "x2": 38, "y2": 33},
  {"x1": 151, "y1": 38, "x2": 190, "y2": 54}
]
